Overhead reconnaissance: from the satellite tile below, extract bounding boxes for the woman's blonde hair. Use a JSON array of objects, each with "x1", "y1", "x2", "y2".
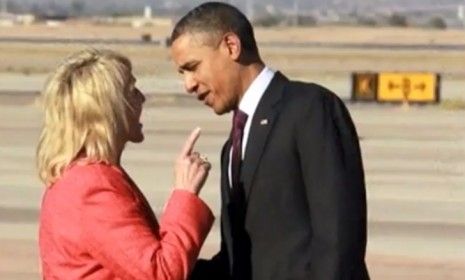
[{"x1": 36, "y1": 48, "x2": 133, "y2": 186}]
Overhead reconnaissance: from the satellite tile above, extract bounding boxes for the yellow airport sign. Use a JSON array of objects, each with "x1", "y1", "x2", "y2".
[
  {"x1": 351, "y1": 72, "x2": 378, "y2": 101},
  {"x1": 378, "y1": 72, "x2": 440, "y2": 103}
]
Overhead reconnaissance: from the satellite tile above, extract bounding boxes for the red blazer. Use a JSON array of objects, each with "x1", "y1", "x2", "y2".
[{"x1": 39, "y1": 162, "x2": 214, "y2": 280}]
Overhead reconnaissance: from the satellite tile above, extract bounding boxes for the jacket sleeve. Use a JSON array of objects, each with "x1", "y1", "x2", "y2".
[
  {"x1": 295, "y1": 89, "x2": 368, "y2": 279},
  {"x1": 80, "y1": 166, "x2": 214, "y2": 280},
  {"x1": 189, "y1": 230, "x2": 230, "y2": 279}
]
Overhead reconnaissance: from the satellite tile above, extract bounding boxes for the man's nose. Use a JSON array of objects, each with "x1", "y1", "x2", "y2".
[{"x1": 184, "y1": 74, "x2": 197, "y2": 94}]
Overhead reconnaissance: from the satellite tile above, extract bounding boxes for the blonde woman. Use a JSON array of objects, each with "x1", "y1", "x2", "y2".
[{"x1": 37, "y1": 49, "x2": 214, "y2": 280}]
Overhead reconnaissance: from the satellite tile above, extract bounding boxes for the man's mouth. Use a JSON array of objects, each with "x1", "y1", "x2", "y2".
[{"x1": 197, "y1": 91, "x2": 209, "y2": 103}]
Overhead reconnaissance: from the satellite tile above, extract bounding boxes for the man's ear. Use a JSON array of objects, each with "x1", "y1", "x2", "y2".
[{"x1": 222, "y1": 32, "x2": 241, "y2": 61}]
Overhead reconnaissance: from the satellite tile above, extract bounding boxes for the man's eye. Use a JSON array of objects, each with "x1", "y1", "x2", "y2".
[{"x1": 187, "y1": 62, "x2": 199, "y2": 72}]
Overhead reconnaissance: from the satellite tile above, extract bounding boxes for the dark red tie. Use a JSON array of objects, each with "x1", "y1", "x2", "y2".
[{"x1": 231, "y1": 109, "x2": 248, "y2": 191}]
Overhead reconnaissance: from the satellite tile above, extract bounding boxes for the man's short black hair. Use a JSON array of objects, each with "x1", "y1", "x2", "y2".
[{"x1": 171, "y1": 2, "x2": 259, "y2": 58}]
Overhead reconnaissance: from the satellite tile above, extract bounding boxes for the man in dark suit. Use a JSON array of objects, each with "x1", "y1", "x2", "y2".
[{"x1": 170, "y1": 2, "x2": 369, "y2": 279}]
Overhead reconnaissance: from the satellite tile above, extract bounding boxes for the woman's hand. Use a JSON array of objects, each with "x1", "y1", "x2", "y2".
[{"x1": 174, "y1": 127, "x2": 211, "y2": 195}]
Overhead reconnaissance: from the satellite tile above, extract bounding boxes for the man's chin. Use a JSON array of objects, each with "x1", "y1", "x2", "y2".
[
  {"x1": 211, "y1": 104, "x2": 232, "y2": 116},
  {"x1": 212, "y1": 108, "x2": 224, "y2": 115}
]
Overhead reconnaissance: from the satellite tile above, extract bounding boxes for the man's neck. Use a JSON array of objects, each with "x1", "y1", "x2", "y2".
[{"x1": 238, "y1": 62, "x2": 265, "y2": 101}]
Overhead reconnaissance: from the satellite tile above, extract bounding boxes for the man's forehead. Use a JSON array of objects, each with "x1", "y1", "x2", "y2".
[
  {"x1": 173, "y1": 31, "x2": 220, "y2": 49},
  {"x1": 171, "y1": 33, "x2": 217, "y2": 66}
]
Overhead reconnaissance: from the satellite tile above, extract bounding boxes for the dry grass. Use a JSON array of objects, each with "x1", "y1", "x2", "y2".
[
  {"x1": 1, "y1": 24, "x2": 465, "y2": 83},
  {"x1": 4, "y1": 22, "x2": 465, "y2": 44},
  {"x1": 254, "y1": 26, "x2": 465, "y2": 45},
  {"x1": 1, "y1": 42, "x2": 465, "y2": 78},
  {"x1": 440, "y1": 98, "x2": 465, "y2": 110},
  {"x1": 0, "y1": 21, "x2": 171, "y2": 40}
]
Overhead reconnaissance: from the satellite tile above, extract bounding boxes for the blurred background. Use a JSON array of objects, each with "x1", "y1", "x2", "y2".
[{"x1": 0, "y1": 0, "x2": 464, "y2": 279}]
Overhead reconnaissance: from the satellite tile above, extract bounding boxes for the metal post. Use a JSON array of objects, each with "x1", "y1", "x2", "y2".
[
  {"x1": 458, "y1": 4, "x2": 465, "y2": 28},
  {"x1": 294, "y1": 0, "x2": 299, "y2": 26}
]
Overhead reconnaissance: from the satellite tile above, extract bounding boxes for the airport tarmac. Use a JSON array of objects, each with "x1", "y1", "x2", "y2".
[
  {"x1": 1, "y1": 72, "x2": 465, "y2": 101},
  {"x1": 0, "y1": 88, "x2": 464, "y2": 279}
]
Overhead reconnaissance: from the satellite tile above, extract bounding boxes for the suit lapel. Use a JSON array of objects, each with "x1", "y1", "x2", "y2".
[{"x1": 241, "y1": 72, "x2": 288, "y2": 200}]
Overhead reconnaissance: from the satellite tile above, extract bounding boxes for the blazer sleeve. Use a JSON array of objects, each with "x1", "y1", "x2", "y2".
[
  {"x1": 295, "y1": 89, "x2": 367, "y2": 279},
  {"x1": 80, "y1": 166, "x2": 214, "y2": 280},
  {"x1": 189, "y1": 230, "x2": 230, "y2": 279}
]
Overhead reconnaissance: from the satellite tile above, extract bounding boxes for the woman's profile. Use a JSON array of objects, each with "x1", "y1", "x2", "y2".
[{"x1": 37, "y1": 48, "x2": 214, "y2": 280}]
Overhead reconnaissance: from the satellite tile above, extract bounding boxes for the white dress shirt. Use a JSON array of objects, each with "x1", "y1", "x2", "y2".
[{"x1": 228, "y1": 66, "x2": 275, "y2": 187}]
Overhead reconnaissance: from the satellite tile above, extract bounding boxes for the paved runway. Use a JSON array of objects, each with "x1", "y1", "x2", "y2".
[{"x1": 0, "y1": 92, "x2": 464, "y2": 279}]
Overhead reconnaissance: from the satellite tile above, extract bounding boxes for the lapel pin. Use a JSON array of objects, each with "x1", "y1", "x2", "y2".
[{"x1": 260, "y1": 119, "x2": 268, "y2": 125}]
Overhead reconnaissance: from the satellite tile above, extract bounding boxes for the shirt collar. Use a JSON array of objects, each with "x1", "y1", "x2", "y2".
[{"x1": 238, "y1": 66, "x2": 275, "y2": 118}]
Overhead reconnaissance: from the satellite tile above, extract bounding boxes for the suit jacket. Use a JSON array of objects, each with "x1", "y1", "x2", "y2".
[
  {"x1": 191, "y1": 72, "x2": 369, "y2": 280},
  {"x1": 39, "y1": 162, "x2": 214, "y2": 280}
]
